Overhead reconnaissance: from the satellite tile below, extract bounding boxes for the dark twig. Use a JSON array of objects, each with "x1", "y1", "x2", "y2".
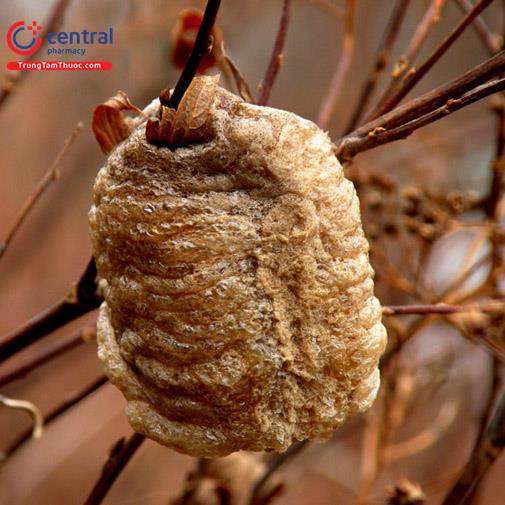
[
  {"x1": 454, "y1": 0, "x2": 501, "y2": 54},
  {"x1": 0, "y1": 122, "x2": 83, "y2": 261},
  {"x1": 163, "y1": 0, "x2": 222, "y2": 109},
  {"x1": 370, "y1": 0, "x2": 495, "y2": 119},
  {"x1": 368, "y1": 0, "x2": 448, "y2": 121},
  {"x1": 0, "y1": 258, "x2": 101, "y2": 365},
  {"x1": 335, "y1": 51, "x2": 505, "y2": 159},
  {"x1": 345, "y1": 0, "x2": 412, "y2": 133},
  {"x1": 441, "y1": 388, "x2": 505, "y2": 505},
  {"x1": 83, "y1": 432, "x2": 145, "y2": 505},
  {"x1": 317, "y1": 0, "x2": 357, "y2": 129},
  {"x1": 257, "y1": 0, "x2": 293, "y2": 106},
  {"x1": 248, "y1": 440, "x2": 308, "y2": 505},
  {"x1": 2, "y1": 375, "x2": 107, "y2": 459},
  {"x1": 0, "y1": 324, "x2": 94, "y2": 387},
  {"x1": 0, "y1": 0, "x2": 72, "y2": 110}
]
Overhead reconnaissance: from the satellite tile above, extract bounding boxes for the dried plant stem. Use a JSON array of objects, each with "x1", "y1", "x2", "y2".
[
  {"x1": 345, "y1": 0, "x2": 412, "y2": 133},
  {"x1": 164, "y1": 0, "x2": 222, "y2": 109},
  {"x1": 0, "y1": 123, "x2": 82, "y2": 261},
  {"x1": 0, "y1": 258, "x2": 101, "y2": 365},
  {"x1": 257, "y1": 0, "x2": 293, "y2": 106},
  {"x1": 383, "y1": 300, "x2": 505, "y2": 316},
  {"x1": 335, "y1": 51, "x2": 505, "y2": 159},
  {"x1": 368, "y1": 0, "x2": 448, "y2": 120},
  {"x1": 370, "y1": 0, "x2": 495, "y2": 119},
  {"x1": 441, "y1": 388, "x2": 505, "y2": 505},
  {"x1": 3, "y1": 375, "x2": 107, "y2": 459},
  {"x1": 0, "y1": 0, "x2": 72, "y2": 110},
  {"x1": 0, "y1": 325, "x2": 93, "y2": 387},
  {"x1": 317, "y1": 0, "x2": 357, "y2": 128},
  {"x1": 83, "y1": 433, "x2": 145, "y2": 505},
  {"x1": 0, "y1": 394, "x2": 44, "y2": 441},
  {"x1": 219, "y1": 42, "x2": 254, "y2": 103},
  {"x1": 454, "y1": 0, "x2": 501, "y2": 54}
]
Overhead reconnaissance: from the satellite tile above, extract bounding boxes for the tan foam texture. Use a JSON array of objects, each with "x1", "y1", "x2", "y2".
[{"x1": 89, "y1": 84, "x2": 387, "y2": 457}]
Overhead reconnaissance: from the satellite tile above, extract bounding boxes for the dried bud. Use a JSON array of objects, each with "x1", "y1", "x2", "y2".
[{"x1": 89, "y1": 77, "x2": 387, "y2": 457}]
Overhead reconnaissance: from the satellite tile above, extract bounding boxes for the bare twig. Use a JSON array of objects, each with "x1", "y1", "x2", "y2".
[
  {"x1": 335, "y1": 51, "x2": 505, "y2": 159},
  {"x1": 0, "y1": 0, "x2": 72, "y2": 110},
  {"x1": 317, "y1": 0, "x2": 357, "y2": 129},
  {"x1": 2, "y1": 375, "x2": 107, "y2": 459},
  {"x1": 370, "y1": 0, "x2": 495, "y2": 118},
  {"x1": 454, "y1": 0, "x2": 501, "y2": 54},
  {"x1": 219, "y1": 41, "x2": 254, "y2": 102},
  {"x1": 441, "y1": 388, "x2": 505, "y2": 505},
  {"x1": 345, "y1": 0, "x2": 412, "y2": 132},
  {"x1": 0, "y1": 258, "x2": 101, "y2": 365},
  {"x1": 0, "y1": 123, "x2": 83, "y2": 261},
  {"x1": 257, "y1": 0, "x2": 293, "y2": 106},
  {"x1": 368, "y1": 0, "x2": 448, "y2": 120},
  {"x1": 83, "y1": 432, "x2": 145, "y2": 505},
  {"x1": 0, "y1": 394, "x2": 44, "y2": 441},
  {"x1": 163, "y1": 0, "x2": 222, "y2": 109},
  {"x1": 383, "y1": 300, "x2": 505, "y2": 316},
  {"x1": 0, "y1": 324, "x2": 94, "y2": 387}
]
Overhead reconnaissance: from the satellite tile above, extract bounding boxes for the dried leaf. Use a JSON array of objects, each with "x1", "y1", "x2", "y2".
[
  {"x1": 220, "y1": 41, "x2": 254, "y2": 103},
  {"x1": 92, "y1": 91, "x2": 141, "y2": 154},
  {"x1": 170, "y1": 9, "x2": 222, "y2": 73}
]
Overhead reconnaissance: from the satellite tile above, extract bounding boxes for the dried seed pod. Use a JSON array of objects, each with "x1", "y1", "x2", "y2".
[{"x1": 89, "y1": 76, "x2": 387, "y2": 457}]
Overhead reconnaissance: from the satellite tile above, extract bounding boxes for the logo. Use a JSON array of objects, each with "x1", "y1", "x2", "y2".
[{"x1": 7, "y1": 20, "x2": 43, "y2": 56}]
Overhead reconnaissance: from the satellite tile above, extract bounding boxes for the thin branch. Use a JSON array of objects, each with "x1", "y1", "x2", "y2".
[
  {"x1": 345, "y1": 0, "x2": 412, "y2": 133},
  {"x1": 248, "y1": 440, "x2": 308, "y2": 505},
  {"x1": 257, "y1": 0, "x2": 293, "y2": 106},
  {"x1": 0, "y1": 0, "x2": 72, "y2": 110},
  {"x1": 0, "y1": 258, "x2": 101, "y2": 365},
  {"x1": 317, "y1": 0, "x2": 357, "y2": 128},
  {"x1": 0, "y1": 122, "x2": 83, "y2": 261},
  {"x1": 368, "y1": 0, "x2": 448, "y2": 120},
  {"x1": 0, "y1": 324, "x2": 93, "y2": 387},
  {"x1": 83, "y1": 432, "x2": 145, "y2": 505},
  {"x1": 383, "y1": 300, "x2": 505, "y2": 316},
  {"x1": 441, "y1": 388, "x2": 505, "y2": 505},
  {"x1": 0, "y1": 394, "x2": 44, "y2": 440},
  {"x1": 219, "y1": 41, "x2": 254, "y2": 103},
  {"x1": 335, "y1": 50, "x2": 505, "y2": 159},
  {"x1": 2, "y1": 375, "x2": 107, "y2": 459},
  {"x1": 454, "y1": 0, "x2": 501, "y2": 54},
  {"x1": 164, "y1": 0, "x2": 222, "y2": 109},
  {"x1": 370, "y1": 0, "x2": 495, "y2": 118}
]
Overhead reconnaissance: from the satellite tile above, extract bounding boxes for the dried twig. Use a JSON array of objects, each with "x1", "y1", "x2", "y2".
[
  {"x1": 0, "y1": 394, "x2": 44, "y2": 441},
  {"x1": 83, "y1": 433, "x2": 145, "y2": 505},
  {"x1": 368, "y1": 0, "x2": 448, "y2": 120},
  {"x1": 454, "y1": 0, "x2": 501, "y2": 54},
  {"x1": 441, "y1": 388, "x2": 505, "y2": 505},
  {"x1": 0, "y1": 0, "x2": 72, "y2": 110},
  {"x1": 0, "y1": 123, "x2": 82, "y2": 261},
  {"x1": 164, "y1": 0, "x2": 222, "y2": 109},
  {"x1": 0, "y1": 258, "x2": 101, "y2": 364},
  {"x1": 370, "y1": 0, "x2": 495, "y2": 118},
  {"x1": 383, "y1": 300, "x2": 505, "y2": 316},
  {"x1": 345, "y1": 0, "x2": 412, "y2": 132},
  {"x1": 335, "y1": 51, "x2": 505, "y2": 159},
  {"x1": 257, "y1": 0, "x2": 293, "y2": 106},
  {"x1": 219, "y1": 41, "x2": 254, "y2": 102},
  {"x1": 317, "y1": 0, "x2": 357, "y2": 129}
]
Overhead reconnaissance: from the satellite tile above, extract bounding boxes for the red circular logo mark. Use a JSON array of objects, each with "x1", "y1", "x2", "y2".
[{"x1": 7, "y1": 20, "x2": 43, "y2": 56}]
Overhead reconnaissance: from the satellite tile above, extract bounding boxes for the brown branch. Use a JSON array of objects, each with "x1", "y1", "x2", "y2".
[
  {"x1": 345, "y1": 0, "x2": 412, "y2": 133},
  {"x1": 317, "y1": 0, "x2": 357, "y2": 129},
  {"x1": 2, "y1": 375, "x2": 107, "y2": 459},
  {"x1": 0, "y1": 0, "x2": 72, "y2": 110},
  {"x1": 454, "y1": 0, "x2": 501, "y2": 54},
  {"x1": 383, "y1": 300, "x2": 505, "y2": 316},
  {"x1": 163, "y1": 0, "x2": 222, "y2": 109},
  {"x1": 0, "y1": 258, "x2": 101, "y2": 365},
  {"x1": 83, "y1": 432, "x2": 145, "y2": 505},
  {"x1": 440, "y1": 387, "x2": 505, "y2": 505},
  {"x1": 334, "y1": 51, "x2": 505, "y2": 159},
  {"x1": 0, "y1": 123, "x2": 82, "y2": 261},
  {"x1": 257, "y1": 0, "x2": 293, "y2": 106},
  {"x1": 370, "y1": 0, "x2": 495, "y2": 119},
  {"x1": 368, "y1": 0, "x2": 448, "y2": 120},
  {"x1": 0, "y1": 324, "x2": 94, "y2": 387}
]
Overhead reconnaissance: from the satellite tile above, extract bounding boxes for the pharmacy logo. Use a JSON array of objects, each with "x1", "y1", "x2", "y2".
[{"x1": 7, "y1": 20, "x2": 43, "y2": 56}]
